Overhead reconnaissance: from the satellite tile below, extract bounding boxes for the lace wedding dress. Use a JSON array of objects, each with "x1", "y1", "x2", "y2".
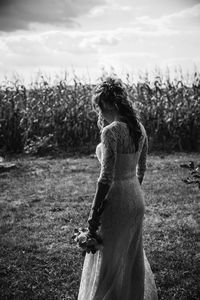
[{"x1": 78, "y1": 121, "x2": 158, "y2": 300}]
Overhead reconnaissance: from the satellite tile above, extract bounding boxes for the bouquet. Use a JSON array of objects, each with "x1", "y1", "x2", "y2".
[
  {"x1": 72, "y1": 228, "x2": 103, "y2": 256},
  {"x1": 72, "y1": 198, "x2": 107, "y2": 256}
]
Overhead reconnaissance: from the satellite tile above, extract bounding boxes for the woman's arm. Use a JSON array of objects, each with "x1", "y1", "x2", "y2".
[
  {"x1": 137, "y1": 133, "x2": 148, "y2": 185},
  {"x1": 88, "y1": 182, "x2": 110, "y2": 234},
  {"x1": 88, "y1": 126, "x2": 116, "y2": 233}
]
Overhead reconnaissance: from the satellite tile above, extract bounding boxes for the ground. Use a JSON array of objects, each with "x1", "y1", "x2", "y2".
[{"x1": 0, "y1": 153, "x2": 199, "y2": 300}]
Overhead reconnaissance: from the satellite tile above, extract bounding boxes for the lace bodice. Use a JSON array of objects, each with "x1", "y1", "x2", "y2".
[{"x1": 96, "y1": 121, "x2": 148, "y2": 185}]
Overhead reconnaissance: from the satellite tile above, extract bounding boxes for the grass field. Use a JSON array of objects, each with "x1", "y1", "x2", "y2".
[{"x1": 0, "y1": 153, "x2": 199, "y2": 300}]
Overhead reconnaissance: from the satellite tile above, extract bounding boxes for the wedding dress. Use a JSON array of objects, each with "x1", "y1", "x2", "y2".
[{"x1": 78, "y1": 121, "x2": 158, "y2": 300}]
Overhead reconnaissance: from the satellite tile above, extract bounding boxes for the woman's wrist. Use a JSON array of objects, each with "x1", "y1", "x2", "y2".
[
  {"x1": 91, "y1": 206, "x2": 99, "y2": 213},
  {"x1": 88, "y1": 218, "x2": 100, "y2": 234},
  {"x1": 137, "y1": 174, "x2": 143, "y2": 184}
]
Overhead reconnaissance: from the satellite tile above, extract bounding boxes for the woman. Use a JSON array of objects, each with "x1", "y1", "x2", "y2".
[{"x1": 78, "y1": 77, "x2": 158, "y2": 300}]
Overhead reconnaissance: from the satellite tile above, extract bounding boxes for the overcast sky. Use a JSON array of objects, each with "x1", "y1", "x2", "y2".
[{"x1": 0, "y1": 0, "x2": 200, "y2": 83}]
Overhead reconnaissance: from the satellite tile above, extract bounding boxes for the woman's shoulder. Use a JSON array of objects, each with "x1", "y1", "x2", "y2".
[
  {"x1": 102, "y1": 121, "x2": 126, "y2": 136},
  {"x1": 103, "y1": 121, "x2": 146, "y2": 134},
  {"x1": 104, "y1": 120, "x2": 129, "y2": 130}
]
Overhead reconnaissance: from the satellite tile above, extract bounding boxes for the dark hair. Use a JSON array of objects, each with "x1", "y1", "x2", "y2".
[{"x1": 92, "y1": 76, "x2": 142, "y2": 152}]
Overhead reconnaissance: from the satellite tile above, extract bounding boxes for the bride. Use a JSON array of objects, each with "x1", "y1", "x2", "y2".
[{"x1": 77, "y1": 77, "x2": 158, "y2": 300}]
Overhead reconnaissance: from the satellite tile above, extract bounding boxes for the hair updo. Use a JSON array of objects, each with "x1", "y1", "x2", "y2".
[{"x1": 92, "y1": 76, "x2": 142, "y2": 152}]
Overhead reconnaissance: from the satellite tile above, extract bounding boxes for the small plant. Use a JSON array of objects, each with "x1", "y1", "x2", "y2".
[{"x1": 180, "y1": 161, "x2": 200, "y2": 189}]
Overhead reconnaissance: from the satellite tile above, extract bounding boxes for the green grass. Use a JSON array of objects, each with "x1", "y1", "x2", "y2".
[{"x1": 0, "y1": 153, "x2": 199, "y2": 299}]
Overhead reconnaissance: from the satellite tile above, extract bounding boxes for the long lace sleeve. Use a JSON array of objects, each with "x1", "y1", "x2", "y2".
[
  {"x1": 98, "y1": 126, "x2": 117, "y2": 185},
  {"x1": 137, "y1": 133, "x2": 148, "y2": 181}
]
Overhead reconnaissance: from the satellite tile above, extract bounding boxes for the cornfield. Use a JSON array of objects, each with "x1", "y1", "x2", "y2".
[{"x1": 0, "y1": 70, "x2": 200, "y2": 155}]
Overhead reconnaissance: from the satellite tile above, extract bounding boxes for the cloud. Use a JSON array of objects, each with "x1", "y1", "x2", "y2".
[
  {"x1": 135, "y1": 0, "x2": 200, "y2": 18},
  {"x1": 166, "y1": 3, "x2": 200, "y2": 29},
  {"x1": 1, "y1": 27, "x2": 174, "y2": 74},
  {"x1": 0, "y1": 26, "x2": 178, "y2": 65},
  {"x1": 0, "y1": 30, "x2": 120, "y2": 71},
  {"x1": 89, "y1": 1, "x2": 131, "y2": 17},
  {"x1": 2, "y1": 19, "x2": 199, "y2": 68},
  {"x1": 135, "y1": 3, "x2": 200, "y2": 32},
  {"x1": 42, "y1": 31, "x2": 119, "y2": 55},
  {"x1": 1, "y1": 30, "x2": 120, "y2": 62},
  {"x1": 0, "y1": 0, "x2": 105, "y2": 32},
  {"x1": 79, "y1": 35, "x2": 119, "y2": 51}
]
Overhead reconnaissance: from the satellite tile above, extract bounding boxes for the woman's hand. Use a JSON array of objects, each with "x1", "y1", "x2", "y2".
[
  {"x1": 88, "y1": 208, "x2": 101, "y2": 234},
  {"x1": 72, "y1": 228, "x2": 103, "y2": 255}
]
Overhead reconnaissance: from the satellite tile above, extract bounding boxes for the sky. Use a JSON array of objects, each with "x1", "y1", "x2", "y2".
[{"x1": 0, "y1": 0, "x2": 200, "y2": 84}]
